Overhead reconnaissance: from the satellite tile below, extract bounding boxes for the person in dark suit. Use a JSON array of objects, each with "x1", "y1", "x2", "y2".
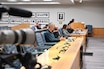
[
  {"x1": 31, "y1": 23, "x2": 39, "y2": 31},
  {"x1": 43, "y1": 24, "x2": 48, "y2": 29},
  {"x1": 67, "y1": 23, "x2": 74, "y2": 33},
  {"x1": 53, "y1": 27, "x2": 60, "y2": 38},
  {"x1": 44, "y1": 22, "x2": 65, "y2": 42},
  {"x1": 31, "y1": 23, "x2": 41, "y2": 31}
]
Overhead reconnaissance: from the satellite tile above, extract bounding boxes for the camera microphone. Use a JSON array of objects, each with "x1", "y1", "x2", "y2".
[
  {"x1": 0, "y1": 4, "x2": 32, "y2": 18},
  {"x1": 8, "y1": 7, "x2": 32, "y2": 18}
]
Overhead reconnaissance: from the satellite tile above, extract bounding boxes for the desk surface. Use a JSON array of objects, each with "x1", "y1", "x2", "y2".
[
  {"x1": 70, "y1": 29, "x2": 88, "y2": 52},
  {"x1": 70, "y1": 29, "x2": 88, "y2": 36},
  {"x1": 37, "y1": 37, "x2": 84, "y2": 69}
]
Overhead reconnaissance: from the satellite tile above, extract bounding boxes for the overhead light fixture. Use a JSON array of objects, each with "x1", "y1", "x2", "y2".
[
  {"x1": 22, "y1": 0, "x2": 31, "y2": 1},
  {"x1": 71, "y1": 0, "x2": 75, "y2": 4},
  {"x1": 7, "y1": 0, "x2": 17, "y2": 2},
  {"x1": 43, "y1": 0, "x2": 52, "y2": 1},
  {"x1": 79, "y1": 0, "x2": 83, "y2": 3},
  {"x1": 1, "y1": 2, "x2": 60, "y2": 5}
]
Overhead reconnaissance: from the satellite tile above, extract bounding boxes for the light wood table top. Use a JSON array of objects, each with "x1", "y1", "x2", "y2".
[
  {"x1": 37, "y1": 37, "x2": 84, "y2": 69},
  {"x1": 70, "y1": 29, "x2": 88, "y2": 37}
]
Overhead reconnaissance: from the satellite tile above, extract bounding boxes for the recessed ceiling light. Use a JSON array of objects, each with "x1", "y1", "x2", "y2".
[
  {"x1": 79, "y1": 0, "x2": 83, "y2": 3},
  {"x1": 71, "y1": 0, "x2": 75, "y2": 4},
  {"x1": 22, "y1": 0, "x2": 31, "y2": 1},
  {"x1": 43, "y1": 0, "x2": 52, "y2": 1},
  {"x1": 2, "y1": 2, "x2": 60, "y2": 4},
  {"x1": 7, "y1": 0, "x2": 17, "y2": 2}
]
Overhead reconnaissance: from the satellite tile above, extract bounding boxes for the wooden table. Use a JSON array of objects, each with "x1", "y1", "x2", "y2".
[
  {"x1": 37, "y1": 37, "x2": 84, "y2": 69},
  {"x1": 70, "y1": 29, "x2": 88, "y2": 51}
]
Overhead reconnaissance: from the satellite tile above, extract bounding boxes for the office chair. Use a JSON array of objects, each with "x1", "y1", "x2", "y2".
[
  {"x1": 41, "y1": 30, "x2": 57, "y2": 46},
  {"x1": 86, "y1": 25, "x2": 93, "y2": 34},
  {"x1": 3, "y1": 45, "x2": 18, "y2": 54},
  {"x1": 35, "y1": 31, "x2": 52, "y2": 52},
  {"x1": 2, "y1": 45, "x2": 22, "y2": 69},
  {"x1": 22, "y1": 45, "x2": 45, "y2": 56}
]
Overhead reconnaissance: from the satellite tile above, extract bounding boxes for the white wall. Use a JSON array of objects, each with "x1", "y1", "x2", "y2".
[{"x1": 1, "y1": 2, "x2": 104, "y2": 28}]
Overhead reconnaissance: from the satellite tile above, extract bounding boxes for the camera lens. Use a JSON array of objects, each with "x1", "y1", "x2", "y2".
[
  {"x1": 20, "y1": 29, "x2": 35, "y2": 44},
  {"x1": 0, "y1": 29, "x2": 35, "y2": 45},
  {"x1": 1, "y1": 30, "x2": 15, "y2": 44}
]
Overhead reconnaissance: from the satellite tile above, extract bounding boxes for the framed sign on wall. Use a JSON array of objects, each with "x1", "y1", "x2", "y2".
[
  {"x1": 2, "y1": 13, "x2": 9, "y2": 18},
  {"x1": 9, "y1": 16, "x2": 22, "y2": 24},
  {"x1": 57, "y1": 12, "x2": 65, "y2": 21},
  {"x1": 36, "y1": 12, "x2": 49, "y2": 18},
  {"x1": 0, "y1": 17, "x2": 9, "y2": 24},
  {"x1": 32, "y1": 12, "x2": 35, "y2": 17},
  {"x1": 35, "y1": 18, "x2": 49, "y2": 24}
]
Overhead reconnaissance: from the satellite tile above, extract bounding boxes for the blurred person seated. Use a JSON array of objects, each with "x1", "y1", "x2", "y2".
[
  {"x1": 37, "y1": 24, "x2": 41, "y2": 29},
  {"x1": 62, "y1": 24, "x2": 71, "y2": 37},
  {"x1": 44, "y1": 22, "x2": 66, "y2": 42},
  {"x1": 31, "y1": 23, "x2": 41, "y2": 31},
  {"x1": 67, "y1": 22, "x2": 74, "y2": 33},
  {"x1": 43, "y1": 24, "x2": 49, "y2": 29},
  {"x1": 53, "y1": 27, "x2": 60, "y2": 38},
  {"x1": 31, "y1": 23, "x2": 39, "y2": 31}
]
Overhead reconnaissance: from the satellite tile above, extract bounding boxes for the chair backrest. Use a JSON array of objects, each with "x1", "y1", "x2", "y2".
[
  {"x1": 41, "y1": 30, "x2": 47, "y2": 44},
  {"x1": 41, "y1": 30, "x2": 57, "y2": 46},
  {"x1": 35, "y1": 31, "x2": 52, "y2": 52},
  {"x1": 86, "y1": 25, "x2": 93, "y2": 34},
  {"x1": 3, "y1": 45, "x2": 18, "y2": 53},
  {"x1": 35, "y1": 31, "x2": 45, "y2": 47},
  {"x1": 0, "y1": 26, "x2": 11, "y2": 30},
  {"x1": 22, "y1": 45, "x2": 36, "y2": 54}
]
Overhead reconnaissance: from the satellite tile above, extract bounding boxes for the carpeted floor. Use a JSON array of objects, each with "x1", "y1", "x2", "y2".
[{"x1": 82, "y1": 37, "x2": 104, "y2": 69}]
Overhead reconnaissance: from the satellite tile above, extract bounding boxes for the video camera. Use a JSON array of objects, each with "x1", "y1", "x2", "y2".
[{"x1": 0, "y1": 4, "x2": 42, "y2": 69}]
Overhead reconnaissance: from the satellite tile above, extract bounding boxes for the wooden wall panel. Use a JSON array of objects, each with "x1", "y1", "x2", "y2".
[
  {"x1": 11, "y1": 23, "x2": 30, "y2": 30},
  {"x1": 70, "y1": 22, "x2": 85, "y2": 30},
  {"x1": 91, "y1": 28, "x2": 104, "y2": 37}
]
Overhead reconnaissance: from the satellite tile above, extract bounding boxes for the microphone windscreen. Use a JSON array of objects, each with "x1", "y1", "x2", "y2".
[{"x1": 8, "y1": 7, "x2": 32, "y2": 18}]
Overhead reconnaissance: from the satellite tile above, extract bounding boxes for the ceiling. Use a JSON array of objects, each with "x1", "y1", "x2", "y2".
[{"x1": 0, "y1": 0, "x2": 104, "y2": 5}]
